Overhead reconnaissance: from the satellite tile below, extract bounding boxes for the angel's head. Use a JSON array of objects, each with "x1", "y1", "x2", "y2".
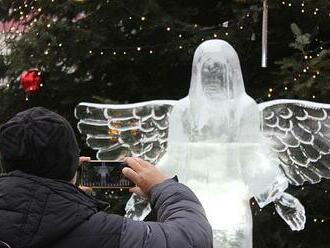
[{"x1": 189, "y1": 39, "x2": 245, "y2": 103}]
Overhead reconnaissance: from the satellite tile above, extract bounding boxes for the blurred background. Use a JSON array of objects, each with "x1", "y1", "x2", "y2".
[{"x1": 0, "y1": 0, "x2": 330, "y2": 247}]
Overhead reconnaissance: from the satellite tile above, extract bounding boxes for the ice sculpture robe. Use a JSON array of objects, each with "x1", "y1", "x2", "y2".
[{"x1": 158, "y1": 40, "x2": 281, "y2": 248}]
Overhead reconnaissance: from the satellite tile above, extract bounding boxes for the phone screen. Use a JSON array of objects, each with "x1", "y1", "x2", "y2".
[{"x1": 80, "y1": 160, "x2": 134, "y2": 188}]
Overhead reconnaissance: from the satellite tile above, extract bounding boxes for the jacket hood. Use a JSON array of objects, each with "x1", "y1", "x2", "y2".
[{"x1": 0, "y1": 171, "x2": 102, "y2": 248}]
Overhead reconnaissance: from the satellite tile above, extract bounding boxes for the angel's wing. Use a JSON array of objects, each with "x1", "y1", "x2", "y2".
[
  {"x1": 75, "y1": 100, "x2": 177, "y2": 163},
  {"x1": 259, "y1": 99, "x2": 330, "y2": 186}
]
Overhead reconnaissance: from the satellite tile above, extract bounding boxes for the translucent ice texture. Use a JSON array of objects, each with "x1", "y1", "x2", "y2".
[{"x1": 158, "y1": 40, "x2": 281, "y2": 248}]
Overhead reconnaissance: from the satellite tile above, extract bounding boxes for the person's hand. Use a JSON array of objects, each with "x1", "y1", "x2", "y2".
[
  {"x1": 79, "y1": 185, "x2": 94, "y2": 194},
  {"x1": 78, "y1": 156, "x2": 93, "y2": 193},
  {"x1": 79, "y1": 156, "x2": 91, "y2": 165},
  {"x1": 122, "y1": 157, "x2": 169, "y2": 198}
]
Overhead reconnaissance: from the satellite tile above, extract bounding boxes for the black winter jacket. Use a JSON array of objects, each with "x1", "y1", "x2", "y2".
[{"x1": 0, "y1": 171, "x2": 213, "y2": 248}]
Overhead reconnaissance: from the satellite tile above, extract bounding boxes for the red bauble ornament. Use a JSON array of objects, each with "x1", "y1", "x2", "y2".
[{"x1": 20, "y1": 69, "x2": 42, "y2": 94}]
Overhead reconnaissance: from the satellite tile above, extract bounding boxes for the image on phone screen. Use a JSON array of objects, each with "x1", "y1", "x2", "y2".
[{"x1": 80, "y1": 161, "x2": 134, "y2": 188}]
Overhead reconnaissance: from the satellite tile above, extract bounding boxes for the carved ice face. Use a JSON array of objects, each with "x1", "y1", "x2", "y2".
[{"x1": 201, "y1": 58, "x2": 230, "y2": 101}]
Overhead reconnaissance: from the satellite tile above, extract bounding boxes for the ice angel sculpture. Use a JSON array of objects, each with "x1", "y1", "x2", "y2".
[{"x1": 75, "y1": 40, "x2": 330, "y2": 248}]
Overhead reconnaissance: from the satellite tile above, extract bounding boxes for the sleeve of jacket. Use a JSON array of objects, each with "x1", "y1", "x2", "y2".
[{"x1": 120, "y1": 179, "x2": 213, "y2": 248}]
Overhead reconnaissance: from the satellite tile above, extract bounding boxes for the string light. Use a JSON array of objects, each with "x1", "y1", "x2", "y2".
[{"x1": 5, "y1": 0, "x2": 329, "y2": 106}]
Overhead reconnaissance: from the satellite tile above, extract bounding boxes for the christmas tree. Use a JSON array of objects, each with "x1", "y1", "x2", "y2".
[{"x1": 1, "y1": 1, "x2": 330, "y2": 247}]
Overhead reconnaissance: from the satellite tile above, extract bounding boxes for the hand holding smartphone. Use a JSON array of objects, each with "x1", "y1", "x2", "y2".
[{"x1": 80, "y1": 160, "x2": 135, "y2": 188}]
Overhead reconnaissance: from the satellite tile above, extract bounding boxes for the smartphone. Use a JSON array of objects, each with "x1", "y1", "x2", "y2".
[{"x1": 80, "y1": 160, "x2": 134, "y2": 188}]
